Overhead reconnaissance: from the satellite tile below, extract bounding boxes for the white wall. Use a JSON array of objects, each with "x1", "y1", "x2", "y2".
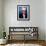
[
  {"x1": 32, "y1": 0, "x2": 45, "y2": 40},
  {"x1": 3, "y1": 0, "x2": 45, "y2": 40},
  {"x1": 0, "y1": 0, "x2": 2, "y2": 28},
  {"x1": 0, "y1": 0, "x2": 3, "y2": 38},
  {"x1": 45, "y1": 0, "x2": 46, "y2": 40}
]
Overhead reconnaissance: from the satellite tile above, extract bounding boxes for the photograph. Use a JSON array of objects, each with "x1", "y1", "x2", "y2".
[{"x1": 17, "y1": 5, "x2": 30, "y2": 21}]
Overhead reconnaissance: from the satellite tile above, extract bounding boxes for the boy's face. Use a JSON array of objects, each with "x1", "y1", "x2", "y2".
[{"x1": 22, "y1": 7, "x2": 26, "y2": 15}]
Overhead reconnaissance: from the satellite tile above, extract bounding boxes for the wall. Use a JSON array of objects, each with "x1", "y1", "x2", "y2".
[
  {"x1": 0, "y1": 0, "x2": 3, "y2": 38},
  {"x1": 3, "y1": 0, "x2": 45, "y2": 40},
  {"x1": 45, "y1": 0, "x2": 46, "y2": 40},
  {"x1": 32, "y1": 0, "x2": 45, "y2": 40}
]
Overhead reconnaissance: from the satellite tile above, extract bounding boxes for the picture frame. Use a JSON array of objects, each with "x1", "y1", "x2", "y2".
[{"x1": 17, "y1": 5, "x2": 30, "y2": 21}]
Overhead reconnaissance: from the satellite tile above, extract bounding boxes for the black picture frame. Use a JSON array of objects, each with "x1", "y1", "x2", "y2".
[{"x1": 17, "y1": 5, "x2": 30, "y2": 21}]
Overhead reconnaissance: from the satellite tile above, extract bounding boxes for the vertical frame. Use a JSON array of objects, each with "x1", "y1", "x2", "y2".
[{"x1": 17, "y1": 5, "x2": 30, "y2": 21}]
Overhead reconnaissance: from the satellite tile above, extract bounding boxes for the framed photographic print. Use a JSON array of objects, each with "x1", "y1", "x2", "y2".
[{"x1": 17, "y1": 5, "x2": 30, "y2": 21}]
